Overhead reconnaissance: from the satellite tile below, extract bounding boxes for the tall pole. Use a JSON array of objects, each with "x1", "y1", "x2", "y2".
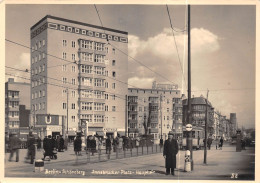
[
  {"x1": 204, "y1": 89, "x2": 209, "y2": 164},
  {"x1": 160, "y1": 94, "x2": 163, "y2": 140},
  {"x1": 125, "y1": 95, "x2": 128, "y2": 137},
  {"x1": 187, "y1": 4, "x2": 193, "y2": 171},
  {"x1": 66, "y1": 88, "x2": 69, "y2": 135}
]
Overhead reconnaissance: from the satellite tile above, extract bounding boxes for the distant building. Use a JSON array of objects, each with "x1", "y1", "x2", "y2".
[
  {"x1": 152, "y1": 81, "x2": 178, "y2": 91},
  {"x1": 182, "y1": 95, "x2": 215, "y2": 136},
  {"x1": 30, "y1": 15, "x2": 128, "y2": 138},
  {"x1": 5, "y1": 78, "x2": 30, "y2": 136},
  {"x1": 128, "y1": 87, "x2": 182, "y2": 143}
]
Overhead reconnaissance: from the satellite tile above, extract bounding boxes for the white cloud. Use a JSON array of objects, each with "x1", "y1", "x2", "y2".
[{"x1": 128, "y1": 77, "x2": 155, "y2": 89}]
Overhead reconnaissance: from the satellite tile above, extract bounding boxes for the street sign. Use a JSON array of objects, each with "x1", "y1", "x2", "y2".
[{"x1": 186, "y1": 124, "x2": 192, "y2": 131}]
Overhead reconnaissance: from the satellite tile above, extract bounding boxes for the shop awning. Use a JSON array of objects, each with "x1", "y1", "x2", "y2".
[{"x1": 96, "y1": 131, "x2": 105, "y2": 136}]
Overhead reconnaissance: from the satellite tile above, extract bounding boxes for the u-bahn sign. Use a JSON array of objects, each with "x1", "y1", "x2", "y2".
[{"x1": 186, "y1": 124, "x2": 193, "y2": 131}]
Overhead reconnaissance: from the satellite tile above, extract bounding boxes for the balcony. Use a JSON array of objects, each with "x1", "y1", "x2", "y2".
[
  {"x1": 94, "y1": 49, "x2": 106, "y2": 56},
  {"x1": 78, "y1": 48, "x2": 94, "y2": 54},
  {"x1": 93, "y1": 61, "x2": 106, "y2": 67}
]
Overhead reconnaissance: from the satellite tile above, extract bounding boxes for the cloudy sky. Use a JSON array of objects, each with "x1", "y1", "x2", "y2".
[{"x1": 5, "y1": 4, "x2": 256, "y2": 128}]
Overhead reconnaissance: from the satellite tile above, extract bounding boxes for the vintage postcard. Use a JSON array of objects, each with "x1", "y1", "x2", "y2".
[{"x1": 1, "y1": 0, "x2": 258, "y2": 182}]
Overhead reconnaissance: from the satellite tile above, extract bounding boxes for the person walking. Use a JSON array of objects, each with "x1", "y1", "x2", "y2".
[
  {"x1": 58, "y1": 135, "x2": 64, "y2": 152},
  {"x1": 27, "y1": 131, "x2": 36, "y2": 164},
  {"x1": 219, "y1": 137, "x2": 224, "y2": 150},
  {"x1": 118, "y1": 136, "x2": 123, "y2": 153},
  {"x1": 163, "y1": 132, "x2": 179, "y2": 176},
  {"x1": 207, "y1": 137, "x2": 213, "y2": 150},
  {"x1": 8, "y1": 132, "x2": 21, "y2": 162},
  {"x1": 106, "y1": 136, "x2": 112, "y2": 154},
  {"x1": 74, "y1": 135, "x2": 82, "y2": 156}
]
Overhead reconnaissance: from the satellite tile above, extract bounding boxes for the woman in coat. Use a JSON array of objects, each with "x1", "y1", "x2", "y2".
[
  {"x1": 74, "y1": 136, "x2": 82, "y2": 155},
  {"x1": 163, "y1": 132, "x2": 179, "y2": 176}
]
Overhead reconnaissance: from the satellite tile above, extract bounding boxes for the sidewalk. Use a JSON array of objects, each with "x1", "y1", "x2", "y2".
[{"x1": 5, "y1": 144, "x2": 255, "y2": 180}]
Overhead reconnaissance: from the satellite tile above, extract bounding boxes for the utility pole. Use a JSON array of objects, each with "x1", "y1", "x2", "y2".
[
  {"x1": 66, "y1": 88, "x2": 69, "y2": 136},
  {"x1": 125, "y1": 95, "x2": 128, "y2": 137},
  {"x1": 160, "y1": 94, "x2": 163, "y2": 140},
  {"x1": 204, "y1": 89, "x2": 209, "y2": 164},
  {"x1": 187, "y1": 4, "x2": 193, "y2": 171}
]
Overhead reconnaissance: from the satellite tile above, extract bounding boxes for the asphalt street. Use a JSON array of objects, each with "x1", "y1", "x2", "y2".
[{"x1": 5, "y1": 144, "x2": 255, "y2": 180}]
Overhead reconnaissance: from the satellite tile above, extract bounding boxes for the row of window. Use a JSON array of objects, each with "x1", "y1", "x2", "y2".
[
  {"x1": 62, "y1": 65, "x2": 76, "y2": 72},
  {"x1": 32, "y1": 90, "x2": 46, "y2": 99},
  {"x1": 9, "y1": 121, "x2": 19, "y2": 127},
  {"x1": 62, "y1": 52, "x2": 76, "y2": 61},
  {"x1": 7, "y1": 101, "x2": 19, "y2": 108},
  {"x1": 32, "y1": 77, "x2": 46, "y2": 87},
  {"x1": 62, "y1": 103, "x2": 76, "y2": 110},
  {"x1": 62, "y1": 40, "x2": 76, "y2": 48},
  {"x1": 32, "y1": 39, "x2": 46, "y2": 52},
  {"x1": 32, "y1": 65, "x2": 46, "y2": 76},
  {"x1": 32, "y1": 103, "x2": 46, "y2": 111},
  {"x1": 32, "y1": 52, "x2": 46, "y2": 64},
  {"x1": 129, "y1": 123, "x2": 172, "y2": 129},
  {"x1": 62, "y1": 90, "x2": 76, "y2": 98},
  {"x1": 8, "y1": 111, "x2": 19, "y2": 117},
  {"x1": 7, "y1": 91, "x2": 19, "y2": 98}
]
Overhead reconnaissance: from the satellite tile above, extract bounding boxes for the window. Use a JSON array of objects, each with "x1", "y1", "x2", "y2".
[
  {"x1": 72, "y1": 78, "x2": 76, "y2": 85},
  {"x1": 105, "y1": 94, "x2": 109, "y2": 100},
  {"x1": 167, "y1": 99, "x2": 170, "y2": 104},
  {"x1": 72, "y1": 66, "x2": 76, "y2": 72},
  {"x1": 112, "y1": 71, "x2": 116, "y2": 77},
  {"x1": 112, "y1": 60, "x2": 116, "y2": 66},
  {"x1": 81, "y1": 65, "x2": 92, "y2": 74},
  {"x1": 35, "y1": 56, "x2": 38, "y2": 63},
  {"x1": 38, "y1": 41, "x2": 41, "y2": 48},
  {"x1": 105, "y1": 105, "x2": 108, "y2": 111},
  {"x1": 62, "y1": 89, "x2": 67, "y2": 96},
  {"x1": 32, "y1": 94, "x2": 34, "y2": 99},
  {"x1": 62, "y1": 65, "x2": 67, "y2": 71},
  {"x1": 81, "y1": 102, "x2": 92, "y2": 110},
  {"x1": 72, "y1": 41, "x2": 76, "y2": 48},
  {"x1": 39, "y1": 103, "x2": 41, "y2": 110},
  {"x1": 62, "y1": 52, "x2": 67, "y2": 59},
  {"x1": 112, "y1": 95, "x2": 116, "y2": 100},
  {"x1": 81, "y1": 77, "x2": 92, "y2": 86},
  {"x1": 106, "y1": 47, "x2": 108, "y2": 53},
  {"x1": 94, "y1": 55, "x2": 104, "y2": 63},
  {"x1": 81, "y1": 90, "x2": 92, "y2": 98},
  {"x1": 167, "y1": 108, "x2": 169, "y2": 112},
  {"x1": 72, "y1": 103, "x2": 76, "y2": 109},
  {"x1": 63, "y1": 103, "x2": 67, "y2": 109},
  {"x1": 95, "y1": 42, "x2": 105, "y2": 51},
  {"x1": 42, "y1": 64, "x2": 45, "y2": 72},
  {"x1": 42, "y1": 39, "x2": 45, "y2": 46},
  {"x1": 94, "y1": 66, "x2": 104, "y2": 75},
  {"x1": 112, "y1": 83, "x2": 116, "y2": 89},
  {"x1": 81, "y1": 114, "x2": 92, "y2": 122},
  {"x1": 72, "y1": 116, "x2": 76, "y2": 122},
  {"x1": 94, "y1": 115, "x2": 104, "y2": 123},
  {"x1": 144, "y1": 107, "x2": 147, "y2": 112},
  {"x1": 139, "y1": 107, "x2": 142, "y2": 112},
  {"x1": 62, "y1": 40, "x2": 67, "y2": 47},
  {"x1": 94, "y1": 91, "x2": 104, "y2": 99},
  {"x1": 71, "y1": 90, "x2": 76, "y2": 98},
  {"x1": 72, "y1": 54, "x2": 76, "y2": 61},
  {"x1": 112, "y1": 48, "x2": 115, "y2": 54},
  {"x1": 105, "y1": 71, "x2": 108, "y2": 76},
  {"x1": 167, "y1": 116, "x2": 169, "y2": 120},
  {"x1": 42, "y1": 90, "x2": 45, "y2": 97},
  {"x1": 94, "y1": 103, "x2": 104, "y2": 111},
  {"x1": 112, "y1": 106, "x2": 116, "y2": 111},
  {"x1": 81, "y1": 40, "x2": 93, "y2": 49},
  {"x1": 94, "y1": 79, "x2": 104, "y2": 87},
  {"x1": 39, "y1": 90, "x2": 42, "y2": 98},
  {"x1": 42, "y1": 52, "x2": 45, "y2": 59},
  {"x1": 105, "y1": 82, "x2": 108, "y2": 88},
  {"x1": 42, "y1": 102, "x2": 45, "y2": 110},
  {"x1": 62, "y1": 77, "x2": 67, "y2": 84},
  {"x1": 81, "y1": 53, "x2": 93, "y2": 62},
  {"x1": 42, "y1": 77, "x2": 45, "y2": 84},
  {"x1": 39, "y1": 54, "x2": 41, "y2": 61}
]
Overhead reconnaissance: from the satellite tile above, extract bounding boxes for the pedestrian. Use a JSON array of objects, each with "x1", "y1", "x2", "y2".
[
  {"x1": 241, "y1": 139, "x2": 246, "y2": 150},
  {"x1": 106, "y1": 136, "x2": 112, "y2": 154},
  {"x1": 163, "y1": 132, "x2": 179, "y2": 176},
  {"x1": 59, "y1": 135, "x2": 64, "y2": 152},
  {"x1": 113, "y1": 137, "x2": 119, "y2": 152},
  {"x1": 118, "y1": 136, "x2": 123, "y2": 153},
  {"x1": 136, "y1": 137, "x2": 140, "y2": 148},
  {"x1": 43, "y1": 135, "x2": 53, "y2": 160},
  {"x1": 27, "y1": 131, "x2": 36, "y2": 164},
  {"x1": 5, "y1": 132, "x2": 10, "y2": 153},
  {"x1": 37, "y1": 137, "x2": 42, "y2": 150},
  {"x1": 90, "y1": 136, "x2": 96, "y2": 156},
  {"x1": 8, "y1": 132, "x2": 21, "y2": 162},
  {"x1": 98, "y1": 137, "x2": 102, "y2": 154},
  {"x1": 219, "y1": 137, "x2": 224, "y2": 150},
  {"x1": 56, "y1": 135, "x2": 61, "y2": 152},
  {"x1": 207, "y1": 137, "x2": 213, "y2": 150},
  {"x1": 74, "y1": 135, "x2": 82, "y2": 156}
]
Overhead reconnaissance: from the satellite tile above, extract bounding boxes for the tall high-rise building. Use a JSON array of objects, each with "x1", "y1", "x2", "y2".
[{"x1": 30, "y1": 15, "x2": 128, "y2": 138}]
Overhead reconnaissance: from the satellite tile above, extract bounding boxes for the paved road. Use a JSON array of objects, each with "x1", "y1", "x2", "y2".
[{"x1": 5, "y1": 144, "x2": 255, "y2": 180}]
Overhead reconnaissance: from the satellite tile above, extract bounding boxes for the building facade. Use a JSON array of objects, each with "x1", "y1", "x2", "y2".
[
  {"x1": 128, "y1": 86, "x2": 182, "y2": 143},
  {"x1": 30, "y1": 15, "x2": 128, "y2": 138},
  {"x1": 5, "y1": 78, "x2": 31, "y2": 136},
  {"x1": 230, "y1": 113, "x2": 237, "y2": 136},
  {"x1": 182, "y1": 96, "x2": 215, "y2": 136}
]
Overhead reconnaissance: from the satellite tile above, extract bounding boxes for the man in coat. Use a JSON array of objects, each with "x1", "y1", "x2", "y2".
[
  {"x1": 27, "y1": 131, "x2": 36, "y2": 164},
  {"x1": 163, "y1": 132, "x2": 179, "y2": 176},
  {"x1": 8, "y1": 132, "x2": 21, "y2": 162},
  {"x1": 106, "y1": 136, "x2": 112, "y2": 154}
]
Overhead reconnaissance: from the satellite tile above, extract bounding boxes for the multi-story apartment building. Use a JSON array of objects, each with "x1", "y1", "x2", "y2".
[
  {"x1": 30, "y1": 15, "x2": 128, "y2": 138},
  {"x1": 128, "y1": 85, "x2": 182, "y2": 143},
  {"x1": 182, "y1": 96, "x2": 215, "y2": 136},
  {"x1": 5, "y1": 78, "x2": 30, "y2": 136}
]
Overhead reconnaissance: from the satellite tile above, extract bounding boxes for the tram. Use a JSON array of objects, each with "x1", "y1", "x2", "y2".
[{"x1": 180, "y1": 126, "x2": 205, "y2": 150}]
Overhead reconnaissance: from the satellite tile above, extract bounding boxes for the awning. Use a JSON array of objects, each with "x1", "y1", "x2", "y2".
[{"x1": 96, "y1": 131, "x2": 105, "y2": 136}]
